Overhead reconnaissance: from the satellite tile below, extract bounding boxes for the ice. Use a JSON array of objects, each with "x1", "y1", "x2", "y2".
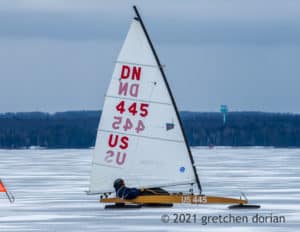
[{"x1": 0, "y1": 148, "x2": 299, "y2": 231}]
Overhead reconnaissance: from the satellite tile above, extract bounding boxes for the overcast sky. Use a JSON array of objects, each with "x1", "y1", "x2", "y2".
[{"x1": 1, "y1": 0, "x2": 300, "y2": 113}]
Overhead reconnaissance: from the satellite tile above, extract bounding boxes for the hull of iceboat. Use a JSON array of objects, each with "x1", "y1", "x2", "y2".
[{"x1": 100, "y1": 194, "x2": 247, "y2": 205}]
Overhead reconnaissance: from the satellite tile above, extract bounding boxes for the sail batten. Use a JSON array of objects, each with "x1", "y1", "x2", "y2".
[
  {"x1": 115, "y1": 61, "x2": 162, "y2": 68},
  {"x1": 98, "y1": 129, "x2": 185, "y2": 143},
  {"x1": 105, "y1": 95, "x2": 172, "y2": 106},
  {"x1": 89, "y1": 7, "x2": 200, "y2": 194}
]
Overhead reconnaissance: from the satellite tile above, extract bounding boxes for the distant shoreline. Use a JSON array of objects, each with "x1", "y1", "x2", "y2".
[
  {"x1": 1, "y1": 146, "x2": 300, "y2": 151},
  {"x1": 1, "y1": 110, "x2": 300, "y2": 149}
]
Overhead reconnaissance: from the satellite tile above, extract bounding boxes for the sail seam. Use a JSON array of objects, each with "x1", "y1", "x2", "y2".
[
  {"x1": 116, "y1": 60, "x2": 165, "y2": 68},
  {"x1": 105, "y1": 95, "x2": 172, "y2": 106},
  {"x1": 92, "y1": 162, "x2": 124, "y2": 169},
  {"x1": 98, "y1": 129, "x2": 185, "y2": 143}
]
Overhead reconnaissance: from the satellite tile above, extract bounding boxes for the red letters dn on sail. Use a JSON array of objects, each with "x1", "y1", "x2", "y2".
[
  {"x1": 121, "y1": 65, "x2": 141, "y2": 80},
  {"x1": 118, "y1": 65, "x2": 141, "y2": 98}
]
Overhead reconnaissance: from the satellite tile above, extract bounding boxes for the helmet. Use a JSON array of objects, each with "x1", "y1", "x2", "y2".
[{"x1": 113, "y1": 178, "x2": 124, "y2": 189}]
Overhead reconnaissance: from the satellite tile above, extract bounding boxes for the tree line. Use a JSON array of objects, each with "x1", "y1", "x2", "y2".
[{"x1": 0, "y1": 111, "x2": 299, "y2": 148}]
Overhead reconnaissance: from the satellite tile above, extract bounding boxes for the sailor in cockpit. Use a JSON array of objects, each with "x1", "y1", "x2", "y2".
[
  {"x1": 113, "y1": 178, "x2": 170, "y2": 200},
  {"x1": 113, "y1": 178, "x2": 142, "y2": 200}
]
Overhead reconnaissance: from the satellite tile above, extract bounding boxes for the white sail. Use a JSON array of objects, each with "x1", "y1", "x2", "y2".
[{"x1": 89, "y1": 18, "x2": 197, "y2": 194}]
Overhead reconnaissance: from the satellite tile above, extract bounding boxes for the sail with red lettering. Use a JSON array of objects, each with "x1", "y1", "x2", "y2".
[{"x1": 89, "y1": 8, "x2": 200, "y2": 194}]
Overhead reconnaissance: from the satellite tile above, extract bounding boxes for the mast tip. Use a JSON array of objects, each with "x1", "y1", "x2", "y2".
[{"x1": 133, "y1": 5, "x2": 139, "y2": 18}]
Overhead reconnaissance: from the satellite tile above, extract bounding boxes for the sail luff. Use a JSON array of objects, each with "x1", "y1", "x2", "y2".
[{"x1": 132, "y1": 5, "x2": 202, "y2": 193}]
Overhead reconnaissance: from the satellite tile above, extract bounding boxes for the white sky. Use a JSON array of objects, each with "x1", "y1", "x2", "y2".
[{"x1": 1, "y1": 0, "x2": 300, "y2": 113}]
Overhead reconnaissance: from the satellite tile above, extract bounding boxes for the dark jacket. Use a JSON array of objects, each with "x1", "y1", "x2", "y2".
[{"x1": 116, "y1": 186, "x2": 141, "y2": 200}]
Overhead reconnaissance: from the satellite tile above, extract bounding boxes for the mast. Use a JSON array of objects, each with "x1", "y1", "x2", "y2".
[{"x1": 133, "y1": 5, "x2": 202, "y2": 193}]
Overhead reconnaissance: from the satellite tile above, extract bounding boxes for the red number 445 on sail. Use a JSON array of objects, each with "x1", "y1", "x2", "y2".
[{"x1": 116, "y1": 101, "x2": 149, "y2": 117}]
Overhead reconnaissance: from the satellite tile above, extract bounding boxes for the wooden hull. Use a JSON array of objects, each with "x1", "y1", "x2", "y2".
[{"x1": 100, "y1": 194, "x2": 247, "y2": 205}]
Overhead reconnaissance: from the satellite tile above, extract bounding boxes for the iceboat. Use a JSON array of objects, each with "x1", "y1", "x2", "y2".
[{"x1": 88, "y1": 6, "x2": 259, "y2": 209}]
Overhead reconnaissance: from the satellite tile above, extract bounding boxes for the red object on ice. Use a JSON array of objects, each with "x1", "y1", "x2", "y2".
[
  {"x1": 0, "y1": 180, "x2": 7, "y2": 192},
  {"x1": 0, "y1": 179, "x2": 15, "y2": 203}
]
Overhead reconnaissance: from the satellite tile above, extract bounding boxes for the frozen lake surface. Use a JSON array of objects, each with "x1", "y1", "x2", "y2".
[{"x1": 0, "y1": 148, "x2": 299, "y2": 231}]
